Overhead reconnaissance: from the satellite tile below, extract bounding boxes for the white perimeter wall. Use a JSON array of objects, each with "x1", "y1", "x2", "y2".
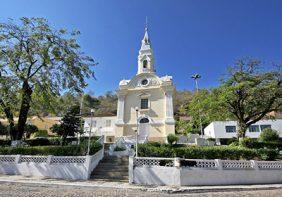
[
  {"x1": 0, "y1": 149, "x2": 104, "y2": 180},
  {"x1": 204, "y1": 119, "x2": 282, "y2": 139},
  {"x1": 133, "y1": 166, "x2": 282, "y2": 186}
]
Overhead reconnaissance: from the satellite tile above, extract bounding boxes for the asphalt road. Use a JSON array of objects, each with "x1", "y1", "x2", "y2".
[{"x1": 0, "y1": 182, "x2": 282, "y2": 197}]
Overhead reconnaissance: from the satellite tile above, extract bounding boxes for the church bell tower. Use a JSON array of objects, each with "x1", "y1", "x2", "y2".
[{"x1": 137, "y1": 26, "x2": 155, "y2": 74}]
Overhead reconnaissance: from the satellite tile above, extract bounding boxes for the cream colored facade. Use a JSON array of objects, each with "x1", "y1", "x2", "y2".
[{"x1": 115, "y1": 27, "x2": 175, "y2": 142}]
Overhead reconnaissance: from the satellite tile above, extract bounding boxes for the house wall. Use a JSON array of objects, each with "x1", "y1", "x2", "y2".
[
  {"x1": 83, "y1": 116, "x2": 117, "y2": 143},
  {"x1": 204, "y1": 119, "x2": 282, "y2": 139}
]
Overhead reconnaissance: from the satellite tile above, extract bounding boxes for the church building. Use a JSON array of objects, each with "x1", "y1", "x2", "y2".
[{"x1": 115, "y1": 26, "x2": 175, "y2": 142}]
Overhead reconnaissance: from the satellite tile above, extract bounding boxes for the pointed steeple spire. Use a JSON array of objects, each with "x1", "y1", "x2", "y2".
[
  {"x1": 137, "y1": 18, "x2": 155, "y2": 75},
  {"x1": 140, "y1": 17, "x2": 152, "y2": 52}
]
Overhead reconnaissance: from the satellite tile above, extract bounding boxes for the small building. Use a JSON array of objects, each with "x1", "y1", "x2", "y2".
[
  {"x1": 204, "y1": 119, "x2": 282, "y2": 142},
  {"x1": 83, "y1": 116, "x2": 116, "y2": 143}
]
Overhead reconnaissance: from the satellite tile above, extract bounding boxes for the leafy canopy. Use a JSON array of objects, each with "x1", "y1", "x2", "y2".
[{"x1": 0, "y1": 17, "x2": 96, "y2": 140}]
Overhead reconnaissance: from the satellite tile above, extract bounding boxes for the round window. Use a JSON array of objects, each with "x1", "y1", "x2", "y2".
[{"x1": 141, "y1": 79, "x2": 148, "y2": 86}]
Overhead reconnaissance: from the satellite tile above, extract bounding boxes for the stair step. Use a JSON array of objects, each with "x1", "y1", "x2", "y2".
[
  {"x1": 92, "y1": 171, "x2": 128, "y2": 176},
  {"x1": 90, "y1": 155, "x2": 130, "y2": 181},
  {"x1": 92, "y1": 168, "x2": 128, "y2": 172},
  {"x1": 91, "y1": 178, "x2": 128, "y2": 182},
  {"x1": 91, "y1": 175, "x2": 128, "y2": 180}
]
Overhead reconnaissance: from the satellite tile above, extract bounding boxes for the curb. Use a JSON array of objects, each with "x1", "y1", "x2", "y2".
[{"x1": 0, "y1": 176, "x2": 281, "y2": 194}]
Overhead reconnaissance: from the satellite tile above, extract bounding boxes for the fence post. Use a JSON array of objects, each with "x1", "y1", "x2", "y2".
[
  {"x1": 85, "y1": 155, "x2": 91, "y2": 180},
  {"x1": 174, "y1": 157, "x2": 181, "y2": 167},
  {"x1": 215, "y1": 159, "x2": 223, "y2": 170},
  {"x1": 250, "y1": 160, "x2": 259, "y2": 170},
  {"x1": 47, "y1": 155, "x2": 52, "y2": 164},
  {"x1": 129, "y1": 156, "x2": 134, "y2": 184},
  {"x1": 15, "y1": 155, "x2": 21, "y2": 164}
]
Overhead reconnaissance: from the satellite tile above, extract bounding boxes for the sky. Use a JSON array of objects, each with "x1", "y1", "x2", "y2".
[{"x1": 1, "y1": 0, "x2": 282, "y2": 95}]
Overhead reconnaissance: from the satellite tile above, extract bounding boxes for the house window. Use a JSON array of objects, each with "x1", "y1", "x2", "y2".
[
  {"x1": 225, "y1": 126, "x2": 236, "y2": 133},
  {"x1": 141, "y1": 98, "x2": 149, "y2": 109},
  {"x1": 249, "y1": 125, "x2": 260, "y2": 132},
  {"x1": 106, "y1": 120, "x2": 111, "y2": 127},
  {"x1": 143, "y1": 60, "x2": 148, "y2": 68},
  {"x1": 260, "y1": 125, "x2": 271, "y2": 131}
]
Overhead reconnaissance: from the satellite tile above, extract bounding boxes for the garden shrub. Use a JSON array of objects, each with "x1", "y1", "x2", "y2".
[
  {"x1": 32, "y1": 130, "x2": 48, "y2": 138},
  {"x1": 0, "y1": 141, "x2": 102, "y2": 156},
  {"x1": 114, "y1": 146, "x2": 126, "y2": 151},
  {"x1": 228, "y1": 141, "x2": 239, "y2": 147},
  {"x1": 48, "y1": 137, "x2": 61, "y2": 145},
  {"x1": 137, "y1": 143, "x2": 278, "y2": 161},
  {"x1": 259, "y1": 128, "x2": 279, "y2": 142},
  {"x1": 25, "y1": 138, "x2": 51, "y2": 146},
  {"x1": 239, "y1": 137, "x2": 257, "y2": 149},
  {"x1": 226, "y1": 137, "x2": 238, "y2": 145},
  {"x1": 167, "y1": 134, "x2": 178, "y2": 145},
  {"x1": 0, "y1": 139, "x2": 11, "y2": 146},
  {"x1": 24, "y1": 124, "x2": 39, "y2": 138}
]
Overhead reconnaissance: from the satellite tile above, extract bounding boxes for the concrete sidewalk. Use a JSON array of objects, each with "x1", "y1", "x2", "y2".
[{"x1": 0, "y1": 175, "x2": 281, "y2": 194}]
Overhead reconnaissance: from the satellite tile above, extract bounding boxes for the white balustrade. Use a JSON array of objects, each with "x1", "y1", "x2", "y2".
[{"x1": 0, "y1": 135, "x2": 105, "y2": 180}]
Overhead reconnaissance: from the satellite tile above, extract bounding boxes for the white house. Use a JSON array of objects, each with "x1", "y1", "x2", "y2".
[
  {"x1": 83, "y1": 116, "x2": 117, "y2": 143},
  {"x1": 204, "y1": 119, "x2": 282, "y2": 141}
]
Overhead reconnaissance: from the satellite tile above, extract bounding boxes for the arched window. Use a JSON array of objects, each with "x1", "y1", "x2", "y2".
[
  {"x1": 139, "y1": 118, "x2": 149, "y2": 124},
  {"x1": 143, "y1": 60, "x2": 148, "y2": 68}
]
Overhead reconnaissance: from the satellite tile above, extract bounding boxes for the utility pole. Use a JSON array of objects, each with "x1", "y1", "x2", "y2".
[
  {"x1": 191, "y1": 74, "x2": 203, "y2": 137},
  {"x1": 135, "y1": 107, "x2": 139, "y2": 157},
  {"x1": 78, "y1": 94, "x2": 84, "y2": 145}
]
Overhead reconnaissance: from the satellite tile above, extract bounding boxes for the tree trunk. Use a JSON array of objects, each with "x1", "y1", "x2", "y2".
[
  {"x1": 237, "y1": 121, "x2": 247, "y2": 140},
  {"x1": 16, "y1": 80, "x2": 33, "y2": 140},
  {"x1": 0, "y1": 99, "x2": 17, "y2": 141}
]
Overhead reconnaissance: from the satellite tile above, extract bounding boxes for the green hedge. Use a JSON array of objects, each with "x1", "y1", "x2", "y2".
[
  {"x1": 239, "y1": 138, "x2": 282, "y2": 150},
  {"x1": 0, "y1": 136, "x2": 101, "y2": 147},
  {"x1": 137, "y1": 144, "x2": 279, "y2": 161},
  {"x1": 0, "y1": 142, "x2": 102, "y2": 156},
  {"x1": 0, "y1": 139, "x2": 11, "y2": 146}
]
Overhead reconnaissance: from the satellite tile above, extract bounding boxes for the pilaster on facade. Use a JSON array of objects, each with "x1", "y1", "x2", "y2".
[{"x1": 116, "y1": 90, "x2": 127, "y2": 126}]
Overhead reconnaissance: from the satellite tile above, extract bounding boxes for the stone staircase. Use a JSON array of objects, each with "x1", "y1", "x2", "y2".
[{"x1": 90, "y1": 155, "x2": 129, "y2": 182}]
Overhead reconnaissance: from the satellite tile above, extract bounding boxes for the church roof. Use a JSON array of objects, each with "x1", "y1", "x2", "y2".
[{"x1": 140, "y1": 27, "x2": 152, "y2": 52}]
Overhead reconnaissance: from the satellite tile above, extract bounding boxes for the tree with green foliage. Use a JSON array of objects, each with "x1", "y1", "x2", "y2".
[
  {"x1": 184, "y1": 58, "x2": 281, "y2": 139},
  {"x1": 259, "y1": 128, "x2": 279, "y2": 142},
  {"x1": 167, "y1": 134, "x2": 178, "y2": 145},
  {"x1": 96, "y1": 91, "x2": 117, "y2": 116},
  {"x1": 181, "y1": 89, "x2": 230, "y2": 133},
  {"x1": 51, "y1": 105, "x2": 83, "y2": 145},
  {"x1": 24, "y1": 124, "x2": 38, "y2": 138},
  {"x1": 0, "y1": 122, "x2": 7, "y2": 135},
  {"x1": 0, "y1": 17, "x2": 96, "y2": 141}
]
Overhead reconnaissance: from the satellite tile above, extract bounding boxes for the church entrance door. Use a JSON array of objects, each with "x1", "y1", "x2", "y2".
[{"x1": 139, "y1": 118, "x2": 150, "y2": 142}]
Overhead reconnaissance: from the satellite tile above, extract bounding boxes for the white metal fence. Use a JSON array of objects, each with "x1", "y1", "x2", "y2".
[
  {"x1": 132, "y1": 157, "x2": 282, "y2": 170},
  {"x1": 130, "y1": 157, "x2": 282, "y2": 186},
  {"x1": 0, "y1": 136, "x2": 105, "y2": 180}
]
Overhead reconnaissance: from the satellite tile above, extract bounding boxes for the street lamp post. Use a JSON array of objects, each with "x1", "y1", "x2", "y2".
[
  {"x1": 87, "y1": 109, "x2": 95, "y2": 155},
  {"x1": 135, "y1": 107, "x2": 139, "y2": 157},
  {"x1": 78, "y1": 94, "x2": 84, "y2": 145},
  {"x1": 191, "y1": 74, "x2": 203, "y2": 137}
]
